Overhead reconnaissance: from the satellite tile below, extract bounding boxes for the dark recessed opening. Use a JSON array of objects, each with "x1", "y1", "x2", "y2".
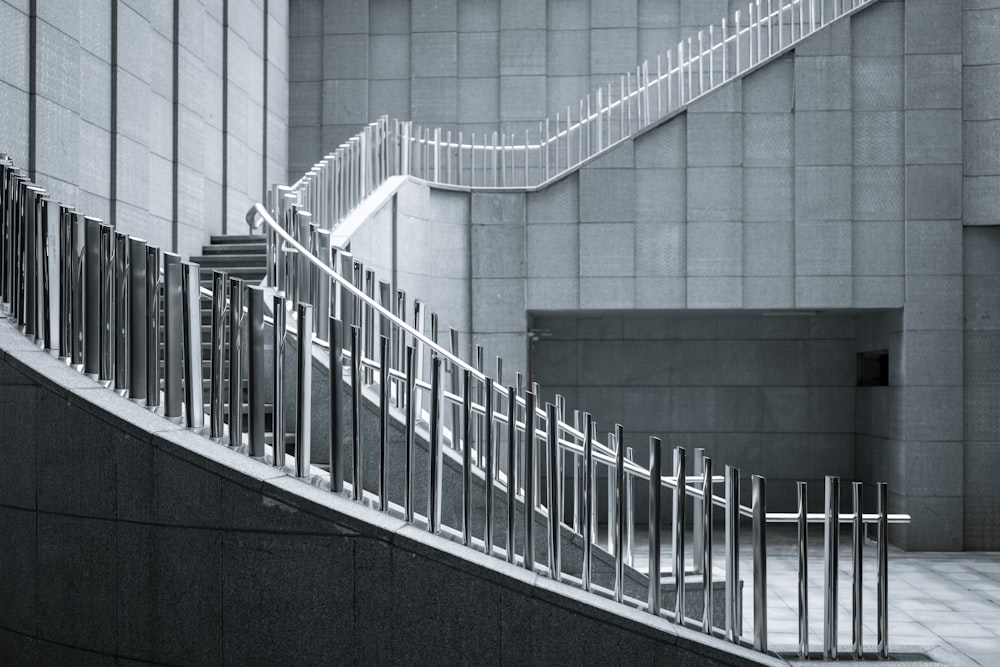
[{"x1": 857, "y1": 350, "x2": 889, "y2": 386}]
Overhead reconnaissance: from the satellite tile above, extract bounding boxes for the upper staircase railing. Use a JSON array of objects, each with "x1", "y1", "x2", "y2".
[
  {"x1": 2, "y1": 141, "x2": 910, "y2": 661},
  {"x1": 289, "y1": 0, "x2": 879, "y2": 233}
]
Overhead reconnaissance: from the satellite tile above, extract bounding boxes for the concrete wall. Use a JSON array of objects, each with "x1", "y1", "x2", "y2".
[
  {"x1": 0, "y1": 320, "x2": 774, "y2": 667},
  {"x1": 0, "y1": 0, "x2": 288, "y2": 259},
  {"x1": 288, "y1": 0, "x2": 769, "y2": 177},
  {"x1": 530, "y1": 312, "x2": 858, "y2": 513}
]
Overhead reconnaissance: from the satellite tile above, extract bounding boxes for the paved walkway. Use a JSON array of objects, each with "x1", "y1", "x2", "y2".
[{"x1": 629, "y1": 525, "x2": 1000, "y2": 665}]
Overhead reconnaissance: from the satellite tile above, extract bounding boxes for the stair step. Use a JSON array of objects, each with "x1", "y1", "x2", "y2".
[
  {"x1": 191, "y1": 254, "x2": 267, "y2": 268},
  {"x1": 200, "y1": 243, "x2": 268, "y2": 255},
  {"x1": 209, "y1": 235, "x2": 266, "y2": 245}
]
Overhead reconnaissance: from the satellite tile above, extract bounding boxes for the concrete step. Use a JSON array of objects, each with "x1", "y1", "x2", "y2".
[
  {"x1": 191, "y1": 253, "x2": 267, "y2": 268},
  {"x1": 200, "y1": 243, "x2": 268, "y2": 255},
  {"x1": 209, "y1": 234, "x2": 265, "y2": 246}
]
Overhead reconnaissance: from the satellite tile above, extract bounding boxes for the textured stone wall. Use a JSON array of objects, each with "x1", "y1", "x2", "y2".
[{"x1": 0, "y1": 0, "x2": 288, "y2": 259}]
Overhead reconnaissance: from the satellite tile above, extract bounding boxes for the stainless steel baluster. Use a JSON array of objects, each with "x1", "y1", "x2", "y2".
[
  {"x1": 99, "y1": 225, "x2": 114, "y2": 384},
  {"x1": 128, "y1": 237, "x2": 147, "y2": 402},
  {"x1": 145, "y1": 246, "x2": 160, "y2": 407},
  {"x1": 484, "y1": 376, "x2": 495, "y2": 554},
  {"x1": 351, "y1": 325, "x2": 363, "y2": 500},
  {"x1": 752, "y1": 474, "x2": 768, "y2": 652},
  {"x1": 546, "y1": 402, "x2": 561, "y2": 582},
  {"x1": 852, "y1": 481, "x2": 864, "y2": 659},
  {"x1": 71, "y1": 214, "x2": 86, "y2": 368},
  {"x1": 674, "y1": 446, "x2": 687, "y2": 624},
  {"x1": 582, "y1": 412, "x2": 593, "y2": 591},
  {"x1": 330, "y1": 317, "x2": 345, "y2": 491},
  {"x1": 693, "y1": 447, "x2": 705, "y2": 575},
  {"x1": 209, "y1": 271, "x2": 227, "y2": 439},
  {"x1": 247, "y1": 286, "x2": 266, "y2": 456},
  {"x1": 428, "y1": 355, "x2": 442, "y2": 532},
  {"x1": 403, "y1": 345, "x2": 415, "y2": 519},
  {"x1": 181, "y1": 261, "x2": 204, "y2": 429},
  {"x1": 798, "y1": 481, "x2": 809, "y2": 659},
  {"x1": 273, "y1": 295, "x2": 287, "y2": 465},
  {"x1": 162, "y1": 252, "x2": 183, "y2": 420},
  {"x1": 614, "y1": 423, "x2": 625, "y2": 603},
  {"x1": 228, "y1": 277, "x2": 246, "y2": 444},
  {"x1": 725, "y1": 465, "x2": 741, "y2": 643},
  {"x1": 58, "y1": 206, "x2": 72, "y2": 359},
  {"x1": 648, "y1": 436, "x2": 662, "y2": 616},
  {"x1": 877, "y1": 482, "x2": 889, "y2": 660},
  {"x1": 506, "y1": 385, "x2": 517, "y2": 564},
  {"x1": 379, "y1": 335, "x2": 390, "y2": 511},
  {"x1": 703, "y1": 455, "x2": 714, "y2": 634},
  {"x1": 824, "y1": 475, "x2": 840, "y2": 660},
  {"x1": 295, "y1": 303, "x2": 313, "y2": 477},
  {"x1": 524, "y1": 390, "x2": 536, "y2": 572},
  {"x1": 114, "y1": 233, "x2": 129, "y2": 394},
  {"x1": 463, "y1": 368, "x2": 473, "y2": 545},
  {"x1": 625, "y1": 447, "x2": 634, "y2": 567}
]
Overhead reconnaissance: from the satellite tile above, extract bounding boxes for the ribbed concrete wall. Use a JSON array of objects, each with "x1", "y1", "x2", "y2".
[
  {"x1": 0, "y1": 319, "x2": 775, "y2": 667},
  {"x1": 0, "y1": 0, "x2": 288, "y2": 259}
]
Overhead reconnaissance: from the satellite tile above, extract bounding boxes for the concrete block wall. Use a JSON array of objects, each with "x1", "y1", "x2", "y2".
[
  {"x1": 0, "y1": 0, "x2": 288, "y2": 259},
  {"x1": 0, "y1": 319, "x2": 774, "y2": 667},
  {"x1": 288, "y1": 0, "x2": 764, "y2": 176},
  {"x1": 529, "y1": 312, "x2": 858, "y2": 513}
]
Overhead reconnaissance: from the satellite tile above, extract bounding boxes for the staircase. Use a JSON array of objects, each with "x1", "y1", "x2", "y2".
[{"x1": 191, "y1": 234, "x2": 269, "y2": 440}]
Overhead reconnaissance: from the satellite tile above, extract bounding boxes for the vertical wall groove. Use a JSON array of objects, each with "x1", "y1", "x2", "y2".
[
  {"x1": 110, "y1": 0, "x2": 119, "y2": 227},
  {"x1": 171, "y1": 0, "x2": 180, "y2": 252},
  {"x1": 222, "y1": 0, "x2": 229, "y2": 235},
  {"x1": 262, "y1": 0, "x2": 270, "y2": 199},
  {"x1": 27, "y1": 0, "x2": 37, "y2": 179}
]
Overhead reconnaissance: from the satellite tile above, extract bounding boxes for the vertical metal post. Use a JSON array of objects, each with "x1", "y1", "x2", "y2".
[
  {"x1": 128, "y1": 237, "x2": 147, "y2": 402},
  {"x1": 181, "y1": 262, "x2": 204, "y2": 429},
  {"x1": 614, "y1": 423, "x2": 626, "y2": 603},
  {"x1": 295, "y1": 303, "x2": 313, "y2": 477},
  {"x1": 484, "y1": 376, "x2": 495, "y2": 554},
  {"x1": 247, "y1": 286, "x2": 266, "y2": 456},
  {"x1": 798, "y1": 481, "x2": 809, "y2": 659},
  {"x1": 725, "y1": 465, "x2": 741, "y2": 643},
  {"x1": 824, "y1": 475, "x2": 840, "y2": 660},
  {"x1": 70, "y1": 214, "x2": 86, "y2": 367},
  {"x1": 228, "y1": 277, "x2": 246, "y2": 444},
  {"x1": 648, "y1": 436, "x2": 662, "y2": 616},
  {"x1": 273, "y1": 295, "x2": 287, "y2": 466},
  {"x1": 693, "y1": 447, "x2": 705, "y2": 574},
  {"x1": 162, "y1": 252, "x2": 183, "y2": 420},
  {"x1": 403, "y1": 345, "x2": 415, "y2": 519},
  {"x1": 853, "y1": 481, "x2": 864, "y2": 659},
  {"x1": 412, "y1": 299, "x2": 425, "y2": 417},
  {"x1": 114, "y1": 233, "x2": 128, "y2": 393},
  {"x1": 330, "y1": 317, "x2": 345, "y2": 491},
  {"x1": 524, "y1": 390, "x2": 536, "y2": 572},
  {"x1": 625, "y1": 447, "x2": 634, "y2": 567},
  {"x1": 209, "y1": 272, "x2": 228, "y2": 439},
  {"x1": 579, "y1": 411, "x2": 593, "y2": 587},
  {"x1": 428, "y1": 355, "x2": 442, "y2": 532},
  {"x1": 702, "y1": 456, "x2": 714, "y2": 634},
  {"x1": 462, "y1": 368, "x2": 473, "y2": 545},
  {"x1": 546, "y1": 402, "x2": 561, "y2": 581},
  {"x1": 145, "y1": 246, "x2": 160, "y2": 407},
  {"x1": 673, "y1": 446, "x2": 687, "y2": 624},
  {"x1": 506, "y1": 385, "x2": 517, "y2": 564},
  {"x1": 877, "y1": 482, "x2": 889, "y2": 660},
  {"x1": 379, "y1": 335, "x2": 390, "y2": 511},
  {"x1": 351, "y1": 325, "x2": 363, "y2": 500},
  {"x1": 752, "y1": 474, "x2": 768, "y2": 652},
  {"x1": 99, "y1": 225, "x2": 114, "y2": 383}
]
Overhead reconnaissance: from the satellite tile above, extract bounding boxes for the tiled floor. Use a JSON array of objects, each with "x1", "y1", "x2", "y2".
[{"x1": 628, "y1": 525, "x2": 1000, "y2": 665}]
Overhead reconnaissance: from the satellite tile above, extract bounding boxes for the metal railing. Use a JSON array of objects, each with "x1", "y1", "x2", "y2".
[
  {"x1": 289, "y1": 0, "x2": 878, "y2": 233},
  {"x1": 2, "y1": 0, "x2": 911, "y2": 658}
]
